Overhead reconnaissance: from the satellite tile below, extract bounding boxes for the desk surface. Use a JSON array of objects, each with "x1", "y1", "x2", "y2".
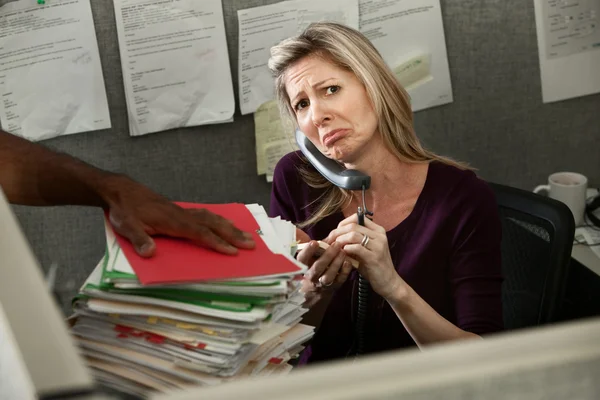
[
  {"x1": 572, "y1": 188, "x2": 600, "y2": 276},
  {"x1": 572, "y1": 244, "x2": 600, "y2": 276}
]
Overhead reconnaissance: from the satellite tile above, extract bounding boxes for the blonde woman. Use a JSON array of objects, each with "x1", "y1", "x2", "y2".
[{"x1": 268, "y1": 22, "x2": 503, "y2": 364}]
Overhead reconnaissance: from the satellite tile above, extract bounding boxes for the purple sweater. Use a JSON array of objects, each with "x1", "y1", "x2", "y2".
[{"x1": 269, "y1": 151, "x2": 504, "y2": 363}]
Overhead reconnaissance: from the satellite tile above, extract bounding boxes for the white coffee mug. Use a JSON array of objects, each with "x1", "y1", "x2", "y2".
[{"x1": 534, "y1": 172, "x2": 588, "y2": 226}]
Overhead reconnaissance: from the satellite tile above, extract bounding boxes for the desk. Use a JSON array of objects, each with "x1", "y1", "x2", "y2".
[
  {"x1": 572, "y1": 245, "x2": 600, "y2": 277},
  {"x1": 560, "y1": 188, "x2": 600, "y2": 321},
  {"x1": 571, "y1": 188, "x2": 600, "y2": 276}
]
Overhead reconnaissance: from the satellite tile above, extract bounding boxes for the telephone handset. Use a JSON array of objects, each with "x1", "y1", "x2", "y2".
[
  {"x1": 295, "y1": 129, "x2": 371, "y2": 191},
  {"x1": 294, "y1": 129, "x2": 373, "y2": 223},
  {"x1": 295, "y1": 128, "x2": 372, "y2": 356}
]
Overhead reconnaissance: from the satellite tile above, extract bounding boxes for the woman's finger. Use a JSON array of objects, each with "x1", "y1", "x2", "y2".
[
  {"x1": 318, "y1": 250, "x2": 345, "y2": 287},
  {"x1": 305, "y1": 242, "x2": 343, "y2": 283},
  {"x1": 361, "y1": 216, "x2": 387, "y2": 234},
  {"x1": 337, "y1": 213, "x2": 359, "y2": 227},
  {"x1": 341, "y1": 243, "x2": 372, "y2": 263},
  {"x1": 297, "y1": 241, "x2": 321, "y2": 266},
  {"x1": 325, "y1": 223, "x2": 372, "y2": 244},
  {"x1": 332, "y1": 231, "x2": 366, "y2": 248},
  {"x1": 335, "y1": 260, "x2": 353, "y2": 285}
]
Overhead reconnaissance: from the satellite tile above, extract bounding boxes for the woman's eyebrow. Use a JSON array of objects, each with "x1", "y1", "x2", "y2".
[{"x1": 290, "y1": 78, "x2": 336, "y2": 104}]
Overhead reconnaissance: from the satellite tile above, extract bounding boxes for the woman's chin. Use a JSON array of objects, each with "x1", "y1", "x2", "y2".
[
  {"x1": 326, "y1": 146, "x2": 358, "y2": 164},
  {"x1": 331, "y1": 154, "x2": 357, "y2": 166}
]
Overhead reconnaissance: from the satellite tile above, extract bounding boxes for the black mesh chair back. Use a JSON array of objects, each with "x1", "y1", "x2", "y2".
[{"x1": 489, "y1": 182, "x2": 575, "y2": 330}]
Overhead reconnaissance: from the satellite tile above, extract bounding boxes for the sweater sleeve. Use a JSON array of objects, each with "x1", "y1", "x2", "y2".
[
  {"x1": 448, "y1": 177, "x2": 504, "y2": 336},
  {"x1": 268, "y1": 152, "x2": 303, "y2": 224}
]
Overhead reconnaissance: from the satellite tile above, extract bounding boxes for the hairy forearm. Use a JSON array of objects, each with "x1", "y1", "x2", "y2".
[
  {"x1": 385, "y1": 281, "x2": 480, "y2": 348},
  {"x1": 0, "y1": 130, "x2": 123, "y2": 207}
]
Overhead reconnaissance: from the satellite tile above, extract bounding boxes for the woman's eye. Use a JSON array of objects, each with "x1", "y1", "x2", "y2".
[
  {"x1": 326, "y1": 85, "x2": 340, "y2": 95},
  {"x1": 295, "y1": 99, "x2": 309, "y2": 111}
]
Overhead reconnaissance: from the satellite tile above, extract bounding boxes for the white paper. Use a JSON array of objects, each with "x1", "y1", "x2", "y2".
[
  {"x1": 0, "y1": 304, "x2": 36, "y2": 400},
  {"x1": 542, "y1": 0, "x2": 600, "y2": 59},
  {"x1": 576, "y1": 226, "x2": 600, "y2": 245},
  {"x1": 575, "y1": 226, "x2": 600, "y2": 259},
  {"x1": 264, "y1": 138, "x2": 298, "y2": 183},
  {"x1": 533, "y1": 0, "x2": 600, "y2": 102},
  {"x1": 113, "y1": 0, "x2": 235, "y2": 136},
  {"x1": 359, "y1": 0, "x2": 453, "y2": 112},
  {"x1": 0, "y1": 0, "x2": 110, "y2": 141},
  {"x1": 238, "y1": 0, "x2": 359, "y2": 115}
]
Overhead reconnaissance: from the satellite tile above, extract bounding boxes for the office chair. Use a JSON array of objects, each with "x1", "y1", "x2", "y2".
[{"x1": 489, "y1": 182, "x2": 575, "y2": 330}]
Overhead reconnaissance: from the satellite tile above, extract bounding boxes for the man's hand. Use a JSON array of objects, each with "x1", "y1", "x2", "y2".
[
  {"x1": 0, "y1": 129, "x2": 255, "y2": 257},
  {"x1": 103, "y1": 175, "x2": 255, "y2": 257}
]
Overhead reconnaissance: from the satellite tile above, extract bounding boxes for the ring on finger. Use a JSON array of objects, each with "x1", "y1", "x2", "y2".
[
  {"x1": 320, "y1": 276, "x2": 334, "y2": 287},
  {"x1": 360, "y1": 234, "x2": 370, "y2": 248}
]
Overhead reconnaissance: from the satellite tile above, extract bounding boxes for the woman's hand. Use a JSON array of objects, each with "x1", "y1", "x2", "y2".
[
  {"x1": 325, "y1": 215, "x2": 405, "y2": 300},
  {"x1": 298, "y1": 240, "x2": 353, "y2": 288},
  {"x1": 295, "y1": 229, "x2": 353, "y2": 307}
]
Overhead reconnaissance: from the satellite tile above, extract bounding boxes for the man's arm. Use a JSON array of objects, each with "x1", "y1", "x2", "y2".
[
  {"x1": 0, "y1": 130, "x2": 255, "y2": 256},
  {"x1": 0, "y1": 129, "x2": 116, "y2": 206}
]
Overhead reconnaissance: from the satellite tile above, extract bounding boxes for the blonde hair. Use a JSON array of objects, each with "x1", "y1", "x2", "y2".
[{"x1": 268, "y1": 22, "x2": 470, "y2": 227}]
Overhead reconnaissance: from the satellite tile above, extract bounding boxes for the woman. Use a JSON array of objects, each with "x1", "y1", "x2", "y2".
[{"x1": 268, "y1": 22, "x2": 503, "y2": 364}]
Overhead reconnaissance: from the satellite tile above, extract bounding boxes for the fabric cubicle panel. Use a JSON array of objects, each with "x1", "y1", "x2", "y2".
[{"x1": 10, "y1": 0, "x2": 599, "y2": 315}]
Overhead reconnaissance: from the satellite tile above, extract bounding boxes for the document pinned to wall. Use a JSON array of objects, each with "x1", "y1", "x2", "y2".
[
  {"x1": 238, "y1": 0, "x2": 359, "y2": 116},
  {"x1": 533, "y1": 0, "x2": 600, "y2": 103},
  {"x1": 265, "y1": 138, "x2": 298, "y2": 182},
  {"x1": 254, "y1": 100, "x2": 297, "y2": 181},
  {"x1": 0, "y1": 0, "x2": 110, "y2": 141},
  {"x1": 359, "y1": 0, "x2": 453, "y2": 112},
  {"x1": 113, "y1": 0, "x2": 235, "y2": 136}
]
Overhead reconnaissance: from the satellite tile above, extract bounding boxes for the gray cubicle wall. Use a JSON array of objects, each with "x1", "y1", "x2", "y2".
[{"x1": 10, "y1": 0, "x2": 600, "y2": 315}]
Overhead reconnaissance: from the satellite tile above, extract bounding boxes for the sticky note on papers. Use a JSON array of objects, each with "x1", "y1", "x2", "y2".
[
  {"x1": 254, "y1": 100, "x2": 296, "y2": 176},
  {"x1": 265, "y1": 139, "x2": 298, "y2": 183},
  {"x1": 394, "y1": 53, "x2": 433, "y2": 91}
]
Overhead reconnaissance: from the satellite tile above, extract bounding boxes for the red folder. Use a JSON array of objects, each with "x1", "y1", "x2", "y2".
[{"x1": 110, "y1": 203, "x2": 302, "y2": 285}]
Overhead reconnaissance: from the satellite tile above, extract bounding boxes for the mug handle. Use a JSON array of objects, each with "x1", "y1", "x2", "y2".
[{"x1": 533, "y1": 184, "x2": 550, "y2": 195}]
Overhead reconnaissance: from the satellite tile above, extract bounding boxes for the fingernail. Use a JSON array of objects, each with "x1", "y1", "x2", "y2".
[
  {"x1": 344, "y1": 261, "x2": 351, "y2": 268},
  {"x1": 226, "y1": 245, "x2": 238, "y2": 254},
  {"x1": 310, "y1": 241, "x2": 318, "y2": 248},
  {"x1": 242, "y1": 232, "x2": 253, "y2": 240},
  {"x1": 139, "y1": 243, "x2": 153, "y2": 256}
]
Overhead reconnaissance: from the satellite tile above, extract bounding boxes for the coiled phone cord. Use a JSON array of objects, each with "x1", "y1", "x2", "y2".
[
  {"x1": 355, "y1": 273, "x2": 371, "y2": 355},
  {"x1": 354, "y1": 189, "x2": 373, "y2": 356}
]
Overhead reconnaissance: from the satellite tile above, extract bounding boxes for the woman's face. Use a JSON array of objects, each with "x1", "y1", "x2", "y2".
[{"x1": 284, "y1": 55, "x2": 379, "y2": 164}]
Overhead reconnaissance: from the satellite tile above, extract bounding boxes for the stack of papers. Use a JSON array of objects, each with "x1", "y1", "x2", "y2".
[{"x1": 69, "y1": 203, "x2": 314, "y2": 398}]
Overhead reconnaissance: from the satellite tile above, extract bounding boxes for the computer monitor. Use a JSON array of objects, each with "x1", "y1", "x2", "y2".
[
  {"x1": 151, "y1": 310, "x2": 600, "y2": 399},
  {"x1": 0, "y1": 188, "x2": 99, "y2": 399}
]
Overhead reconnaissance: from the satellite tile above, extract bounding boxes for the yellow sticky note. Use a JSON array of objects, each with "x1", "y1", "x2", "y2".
[
  {"x1": 254, "y1": 100, "x2": 296, "y2": 175},
  {"x1": 393, "y1": 53, "x2": 433, "y2": 90}
]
